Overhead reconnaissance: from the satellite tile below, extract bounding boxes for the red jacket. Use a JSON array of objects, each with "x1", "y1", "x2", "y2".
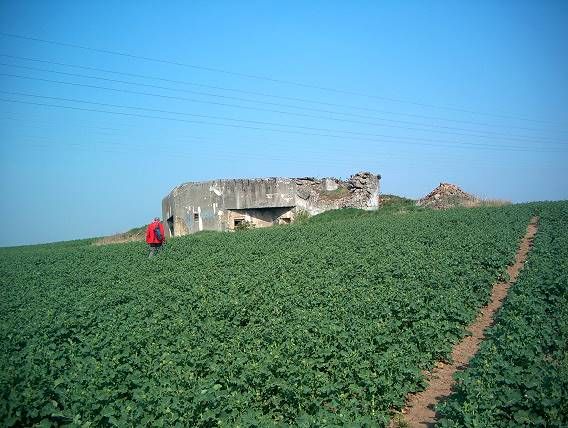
[{"x1": 146, "y1": 220, "x2": 165, "y2": 244}]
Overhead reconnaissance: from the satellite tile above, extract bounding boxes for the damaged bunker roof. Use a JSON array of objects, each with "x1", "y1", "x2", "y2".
[{"x1": 167, "y1": 171, "x2": 380, "y2": 195}]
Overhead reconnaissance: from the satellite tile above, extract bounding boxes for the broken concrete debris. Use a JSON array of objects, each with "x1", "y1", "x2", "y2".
[{"x1": 417, "y1": 183, "x2": 479, "y2": 209}]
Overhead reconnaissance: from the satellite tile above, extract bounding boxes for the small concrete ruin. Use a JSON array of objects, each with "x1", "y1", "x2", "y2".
[{"x1": 162, "y1": 172, "x2": 380, "y2": 237}]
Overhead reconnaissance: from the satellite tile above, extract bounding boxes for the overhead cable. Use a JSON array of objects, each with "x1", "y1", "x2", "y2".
[
  {"x1": 1, "y1": 73, "x2": 565, "y2": 148},
  {"x1": 1, "y1": 54, "x2": 563, "y2": 135},
  {"x1": 0, "y1": 96, "x2": 563, "y2": 154},
  {"x1": 0, "y1": 31, "x2": 559, "y2": 125},
  {"x1": 0, "y1": 62, "x2": 563, "y2": 144}
]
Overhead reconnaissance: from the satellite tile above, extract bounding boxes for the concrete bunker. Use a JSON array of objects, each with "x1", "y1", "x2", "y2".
[{"x1": 162, "y1": 171, "x2": 380, "y2": 237}]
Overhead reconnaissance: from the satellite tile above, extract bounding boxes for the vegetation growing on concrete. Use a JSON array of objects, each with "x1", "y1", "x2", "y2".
[
  {"x1": 233, "y1": 220, "x2": 256, "y2": 231},
  {"x1": 380, "y1": 194, "x2": 416, "y2": 207},
  {"x1": 308, "y1": 195, "x2": 420, "y2": 223},
  {"x1": 292, "y1": 209, "x2": 311, "y2": 224},
  {"x1": 1, "y1": 203, "x2": 561, "y2": 426}
]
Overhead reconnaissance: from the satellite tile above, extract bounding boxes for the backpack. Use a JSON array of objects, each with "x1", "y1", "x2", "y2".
[{"x1": 154, "y1": 224, "x2": 163, "y2": 241}]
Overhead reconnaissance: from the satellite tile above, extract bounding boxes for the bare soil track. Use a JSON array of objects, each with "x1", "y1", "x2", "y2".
[{"x1": 396, "y1": 216, "x2": 539, "y2": 427}]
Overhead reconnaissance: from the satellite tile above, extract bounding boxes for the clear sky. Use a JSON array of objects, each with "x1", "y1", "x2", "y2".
[{"x1": 1, "y1": 1, "x2": 567, "y2": 246}]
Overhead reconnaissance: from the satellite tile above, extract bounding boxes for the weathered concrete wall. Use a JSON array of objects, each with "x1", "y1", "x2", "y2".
[
  {"x1": 162, "y1": 178, "x2": 297, "y2": 237},
  {"x1": 162, "y1": 171, "x2": 380, "y2": 237}
]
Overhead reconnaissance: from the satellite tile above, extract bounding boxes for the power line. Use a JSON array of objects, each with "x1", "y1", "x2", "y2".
[
  {"x1": 1, "y1": 61, "x2": 563, "y2": 145},
  {"x1": 1, "y1": 53, "x2": 563, "y2": 136},
  {"x1": 1, "y1": 90, "x2": 560, "y2": 153},
  {"x1": 3, "y1": 91, "x2": 563, "y2": 154},
  {"x1": 0, "y1": 118, "x2": 527, "y2": 177},
  {"x1": 0, "y1": 109, "x2": 218, "y2": 138},
  {"x1": 2, "y1": 73, "x2": 565, "y2": 149},
  {"x1": 8, "y1": 132, "x2": 562, "y2": 176},
  {"x1": 7, "y1": 121, "x2": 512, "y2": 164},
  {"x1": 5, "y1": 114, "x2": 532, "y2": 173},
  {"x1": 0, "y1": 95, "x2": 563, "y2": 154},
  {"x1": 0, "y1": 133, "x2": 410, "y2": 169},
  {"x1": 0, "y1": 113, "x2": 123, "y2": 133},
  {"x1": 8, "y1": 137, "x2": 364, "y2": 169},
  {"x1": 8, "y1": 131, "x2": 546, "y2": 172},
  {"x1": 0, "y1": 31, "x2": 560, "y2": 125}
]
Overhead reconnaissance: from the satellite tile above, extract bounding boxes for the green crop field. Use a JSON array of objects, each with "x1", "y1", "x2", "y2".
[{"x1": 1, "y1": 202, "x2": 565, "y2": 426}]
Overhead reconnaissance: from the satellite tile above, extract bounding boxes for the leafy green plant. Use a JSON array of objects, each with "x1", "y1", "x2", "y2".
[
  {"x1": 234, "y1": 220, "x2": 256, "y2": 231},
  {"x1": 293, "y1": 209, "x2": 311, "y2": 223}
]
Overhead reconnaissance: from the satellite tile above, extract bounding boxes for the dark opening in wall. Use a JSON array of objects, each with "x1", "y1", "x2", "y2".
[
  {"x1": 228, "y1": 207, "x2": 295, "y2": 229},
  {"x1": 167, "y1": 216, "x2": 174, "y2": 236},
  {"x1": 193, "y1": 213, "x2": 199, "y2": 222}
]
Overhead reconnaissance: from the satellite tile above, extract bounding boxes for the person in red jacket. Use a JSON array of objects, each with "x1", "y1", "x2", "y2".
[{"x1": 146, "y1": 217, "x2": 166, "y2": 257}]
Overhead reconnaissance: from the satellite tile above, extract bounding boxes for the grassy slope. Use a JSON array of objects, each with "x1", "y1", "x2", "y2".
[
  {"x1": 0, "y1": 203, "x2": 546, "y2": 426},
  {"x1": 93, "y1": 225, "x2": 148, "y2": 246}
]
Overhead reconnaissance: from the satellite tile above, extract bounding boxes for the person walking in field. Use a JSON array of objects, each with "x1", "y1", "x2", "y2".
[{"x1": 146, "y1": 217, "x2": 166, "y2": 257}]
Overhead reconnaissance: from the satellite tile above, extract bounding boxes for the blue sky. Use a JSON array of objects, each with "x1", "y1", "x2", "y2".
[{"x1": 1, "y1": 1, "x2": 567, "y2": 246}]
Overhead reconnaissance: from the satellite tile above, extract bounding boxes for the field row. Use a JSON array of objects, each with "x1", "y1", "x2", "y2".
[{"x1": 437, "y1": 202, "x2": 568, "y2": 427}]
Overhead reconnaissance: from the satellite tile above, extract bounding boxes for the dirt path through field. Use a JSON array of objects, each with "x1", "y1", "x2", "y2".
[{"x1": 396, "y1": 216, "x2": 539, "y2": 427}]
